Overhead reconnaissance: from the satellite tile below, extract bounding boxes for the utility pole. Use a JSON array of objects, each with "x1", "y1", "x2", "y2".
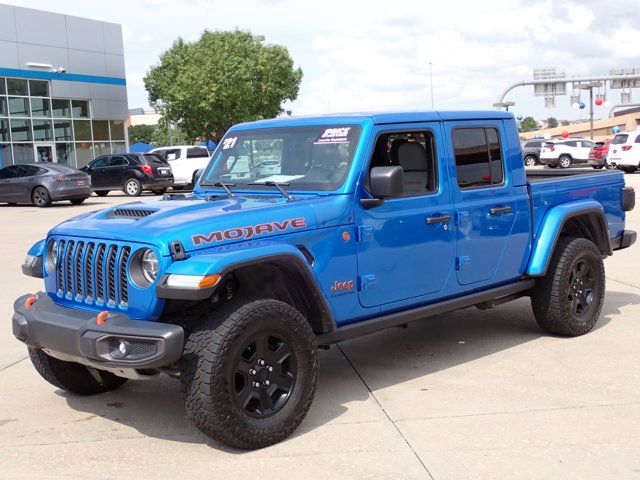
[{"x1": 577, "y1": 81, "x2": 603, "y2": 140}]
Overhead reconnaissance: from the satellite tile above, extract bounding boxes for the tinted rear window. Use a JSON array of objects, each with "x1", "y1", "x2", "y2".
[
  {"x1": 142, "y1": 154, "x2": 168, "y2": 164},
  {"x1": 612, "y1": 134, "x2": 628, "y2": 145},
  {"x1": 187, "y1": 147, "x2": 209, "y2": 158}
]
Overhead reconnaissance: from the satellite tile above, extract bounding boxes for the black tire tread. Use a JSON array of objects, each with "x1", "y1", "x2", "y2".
[
  {"x1": 180, "y1": 298, "x2": 318, "y2": 449},
  {"x1": 28, "y1": 347, "x2": 127, "y2": 395},
  {"x1": 531, "y1": 237, "x2": 605, "y2": 336}
]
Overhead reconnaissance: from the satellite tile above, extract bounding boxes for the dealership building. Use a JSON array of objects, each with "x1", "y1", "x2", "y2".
[{"x1": 0, "y1": 4, "x2": 128, "y2": 168}]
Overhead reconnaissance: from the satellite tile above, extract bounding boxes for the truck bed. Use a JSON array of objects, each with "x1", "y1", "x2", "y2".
[{"x1": 526, "y1": 169, "x2": 618, "y2": 182}]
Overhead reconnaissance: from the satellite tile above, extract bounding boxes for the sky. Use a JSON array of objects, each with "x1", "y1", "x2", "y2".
[{"x1": 6, "y1": 0, "x2": 640, "y2": 122}]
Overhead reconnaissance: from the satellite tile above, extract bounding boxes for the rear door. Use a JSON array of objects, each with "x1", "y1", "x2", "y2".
[
  {"x1": 444, "y1": 121, "x2": 527, "y2": 286},
  {"x1": 86, "y1": 156, "x2": 109, "y2": 188},
  {"x1": 106, "y1": 156, "x2": 129, "y2": 187}
]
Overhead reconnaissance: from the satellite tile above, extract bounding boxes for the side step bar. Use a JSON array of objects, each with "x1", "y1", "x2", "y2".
[{"x1": 316, "y1": 280, "x2": 535, "y2": 345}]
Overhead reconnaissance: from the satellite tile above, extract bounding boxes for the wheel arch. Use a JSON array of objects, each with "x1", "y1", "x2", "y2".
[{"x1": 527, "y1": 201, "x2": 611, "y2": 276}]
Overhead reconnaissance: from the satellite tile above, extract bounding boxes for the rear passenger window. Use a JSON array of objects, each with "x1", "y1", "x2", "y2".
[{"x1": 453, "y1": 127, "x2": 504, "y2": 189}]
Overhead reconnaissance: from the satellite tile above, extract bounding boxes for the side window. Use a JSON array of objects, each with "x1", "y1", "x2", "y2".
[
  {"x1": 368, "y1": 131, "x2": 438, "y2": 196},
  {"x1": 453, "y1": 127, "x2": 504, "y2": 189},
  {"x1": 164, "y1": 148, "x2": 181, "y2": 160},
  {"x1": 109, "y1": 156, "x2": 128, "y2": 167},
  {"x1": 187, "y1": 147, "x2": 209, "y2": 158},
  {"x1": 0, "y1": 166, "x2": 18, "y2": 179},
  {"x1": 91, "y1": 157, "x2": 108, "y2": 168}
]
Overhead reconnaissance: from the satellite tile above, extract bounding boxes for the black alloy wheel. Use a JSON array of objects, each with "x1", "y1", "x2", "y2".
[{"x1": 231, "y1": 332, "x2": 296, "y2": 418}]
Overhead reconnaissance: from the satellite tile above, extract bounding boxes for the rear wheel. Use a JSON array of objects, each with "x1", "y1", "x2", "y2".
[
  {"x1": 31, "y1": 186, "x2": 51, "y2": 207},
  {"x1": 70, "y1": 198, "x2": 85, "y2": 205},
  {"x1": 123, "y1": 178, "x2": 142, "y2": 196},
  {"x1": 524, "y1": 155, "x2": 537, "y2": 167},
  {"x1": 180, "y1": 298, "x2": 319, "y2": 449},
  {"x1": 622, "y1": 166, "x2": 637, "y2": 174},
  {"x1": 558, "y1": 155, "x2": 572, "y2": 168},
  {"x1": 531, "y1": 237, "x2": 605, "y2": 336},
  {"x1": 95, "y1": 190, "x2": 109, "y2": 197},
  {"x1": 28, "y1": 347, "x2": 128, "y2": 395}
]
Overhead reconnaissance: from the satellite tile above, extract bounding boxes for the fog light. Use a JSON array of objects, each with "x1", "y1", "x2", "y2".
[{"x1": 109, "y1": 339, "x2": 130, "y2": 359}]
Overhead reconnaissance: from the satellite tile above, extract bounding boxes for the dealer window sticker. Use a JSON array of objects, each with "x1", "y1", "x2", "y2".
[{"x1": 314, "y1": 127, "x2": 352, "y2": 145}]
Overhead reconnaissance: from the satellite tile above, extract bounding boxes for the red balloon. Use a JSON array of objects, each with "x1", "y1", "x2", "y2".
[
  {"x1": 561, "y1": 131, "x2": 569, "y2": 138},
  {"x1": 595, "y1": 98, "x2": 603, "y2": 106}
]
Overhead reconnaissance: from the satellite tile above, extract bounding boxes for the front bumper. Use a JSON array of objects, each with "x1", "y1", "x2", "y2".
[{"x1": 12, "y1": 293, "x2": 184, "y2": 370}]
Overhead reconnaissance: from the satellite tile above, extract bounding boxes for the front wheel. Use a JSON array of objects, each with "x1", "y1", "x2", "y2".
[
  {"x1": 558, "y1": 155, "x2": 572, "y2": 168},
  {"x1": 531, "y1": 237, "x2": 605, "y2": 336},
  {"x1": 123, "y1": 178, "x2": 142, "y2": 196},
  {"x1": 28, "y1": 348, "x2": 128, "y2": 395},
  {"x1": 31, "y1": 186, "x2": 51, "y2": 207},
  {"x1": 180, "y1": 298, "x2": 319, "y2": 449}
]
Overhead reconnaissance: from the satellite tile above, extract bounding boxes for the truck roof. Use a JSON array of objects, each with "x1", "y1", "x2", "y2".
[{"x1": 232, "y1": 110, "x2": 514, "y2": 130}]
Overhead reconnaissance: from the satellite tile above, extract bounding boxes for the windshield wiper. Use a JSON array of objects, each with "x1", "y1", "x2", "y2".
[
  {"x1": 249, "y1": 181, "x2": 293, "y2": 200},
  {"x1": 200, "y1": 181, "x2": 236, "y2": 198}
]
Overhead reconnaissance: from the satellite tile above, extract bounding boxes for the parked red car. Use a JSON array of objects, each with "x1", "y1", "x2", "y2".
[{"x1": 588, "y1": 139, "x2": 612, "y2": 169}]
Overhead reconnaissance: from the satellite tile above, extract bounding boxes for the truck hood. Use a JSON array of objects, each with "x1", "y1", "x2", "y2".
[{"x1": 50, "y1": 195, "x2": 322, "y2": 256}]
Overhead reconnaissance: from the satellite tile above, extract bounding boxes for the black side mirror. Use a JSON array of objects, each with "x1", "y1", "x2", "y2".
[{"x1": 361, "y1": 166, "x2": 403, "y2": 209}]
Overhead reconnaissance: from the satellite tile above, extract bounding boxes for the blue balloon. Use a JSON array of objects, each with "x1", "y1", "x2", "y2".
[
  {"x1": 579, "y1": 102, "x2": 586, "y2": 109},
  {"x1": 612, "y1": 126, "x2": 621, "y2": 134},
  {"x1": 516, "y1": 115, "x2": 523, "y2": 121}
]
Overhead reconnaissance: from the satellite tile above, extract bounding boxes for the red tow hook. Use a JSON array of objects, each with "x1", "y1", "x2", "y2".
[
  {"x1": 96, "y1": 311, "x2": 109, "y2": 326},
  {"x1": 24, "y1": 296, "x2": 38, "y2": 309}
]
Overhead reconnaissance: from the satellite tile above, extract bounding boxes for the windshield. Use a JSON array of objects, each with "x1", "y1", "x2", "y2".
[{"x1": 200, "y1": 125, "x2": 362, "y2": 191}]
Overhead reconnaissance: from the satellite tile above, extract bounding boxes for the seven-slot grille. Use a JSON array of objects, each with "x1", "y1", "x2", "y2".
[{"x1": 55, "y1": 239, "x2": 131, "y2": 309}]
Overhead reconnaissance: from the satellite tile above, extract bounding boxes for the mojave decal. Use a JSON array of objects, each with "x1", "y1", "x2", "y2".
[{"x1": 192, "y1": 217, "x2": 308, "y2": 246}]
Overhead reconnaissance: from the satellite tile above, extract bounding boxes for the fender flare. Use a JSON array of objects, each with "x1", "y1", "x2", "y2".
[
  {"x1": 157, "y1": 241, "x2": 336, "y2": 333},
  {"x1": 527, "y1": 200, "x2": 611, "y2": 276}
]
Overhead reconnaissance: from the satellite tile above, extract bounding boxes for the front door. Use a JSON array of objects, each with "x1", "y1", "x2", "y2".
[
  {"x1": 356, "y1": 125, "x2": 455, "y2": 308},
  {"x1": 34, "y1": 144, "x2": 55, "y2": 163}
]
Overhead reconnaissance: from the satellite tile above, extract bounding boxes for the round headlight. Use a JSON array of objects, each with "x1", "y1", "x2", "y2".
[
  {"x1": 141, "y1": 249, "x2": 159, "y2": 283},
  {"x1": 46, "y1": 240, "x2": 58, "y2": 272}
]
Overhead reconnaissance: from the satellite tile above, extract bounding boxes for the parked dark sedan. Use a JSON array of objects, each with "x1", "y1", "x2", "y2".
[
  {"x1": 0, "y1": 163, "x2": 92, "y2": 207},
  {"x1": 81, "y1": 153, "x2": 174, "y2": 197}
]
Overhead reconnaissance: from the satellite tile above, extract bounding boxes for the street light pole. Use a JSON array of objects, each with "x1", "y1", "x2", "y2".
[
  {"x1": 429, "y1": 62, "x2": 434, "y2": 109},
  {"x1": 577, "y1": 81, "x2": 603, "y2": 140}
]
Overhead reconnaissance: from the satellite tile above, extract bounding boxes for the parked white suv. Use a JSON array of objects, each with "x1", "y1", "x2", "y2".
[
  {"x1": 607, "y1": 131, "x2": 640, "y2": 173},
  {"x1": 149, "y1": 146, "x2": 211, "y2": 189},
  {"x1": 539, "y1": 138, "x2": 596, "y2": 168}
]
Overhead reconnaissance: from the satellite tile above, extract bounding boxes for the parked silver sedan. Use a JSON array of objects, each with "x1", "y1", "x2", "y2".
[{"x1": 0, "y1": 163, "x2": 92, "y2": 207}]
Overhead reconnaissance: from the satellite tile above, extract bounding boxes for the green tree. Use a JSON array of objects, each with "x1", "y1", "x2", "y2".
[
  {"x1": 127, "y1": 124, "x2": 155, "y2": 144},
  {"x1": 144, "y1": 30, "x2": 303, "y2": 141},
  {"x1": 546, "y1": 117, "x2": 558, "y2": 128},
  {"x1": 520, "y1": 116, "x2": 539, "y2": 132},
  {"x1": 150, "y1": 121, "x2": 189, "y2": 147}
]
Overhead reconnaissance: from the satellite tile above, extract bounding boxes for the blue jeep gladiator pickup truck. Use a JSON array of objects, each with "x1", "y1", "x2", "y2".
[{"x1": 13, "y1": 111, "x2": 636, "y2": 449}]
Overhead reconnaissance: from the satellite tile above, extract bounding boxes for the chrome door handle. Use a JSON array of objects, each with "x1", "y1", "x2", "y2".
[
  {"x1": 489, "y1": 206, "x2": 512, "y2": 215},
  {"x1": 426, "y1": 214, "x2": 451, "y2": 225}
]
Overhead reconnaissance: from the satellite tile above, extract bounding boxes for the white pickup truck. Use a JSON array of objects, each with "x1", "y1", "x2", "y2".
[{"x1": 149, "y1": 145, "x2": 211, "y2": 189}]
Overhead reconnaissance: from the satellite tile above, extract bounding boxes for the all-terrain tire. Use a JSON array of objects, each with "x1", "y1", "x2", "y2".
[
  {"x1": 28, "y1": 347, "x2": 128, "y2": 395},
  {"x1": 531, "y1": 237, "x2": 605, "y2": 336},
  {"x1": 180, "y1": 298, "x2": 319, "y2": 449}
]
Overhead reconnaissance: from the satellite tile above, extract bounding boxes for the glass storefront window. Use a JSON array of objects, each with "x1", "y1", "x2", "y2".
[
  {"x1": 0, "y1": 78, "x2": 5, "y2": 95},
  {"x1": 29, "y1": 80, "x2": 49, "y2": 97},
  {"x1": 75, "y1": 142, "x2": 94, "y2": 167},
  {"x1": 109, "y1": 120, "x2": 125, "y2": 141},
  {"x1": 7, "y1": 78, "x2": 28, "y2": 96},
  {"x1": 12, "y1": 143, "x2": 35, "y2": 164},
  {"x1": 92, "y1": 120, "x2": 109, "y2": 141},
  {"x1": 54, "y1": 120, "x2": 72, "y2": 141},
  {"x1": 0, "y1": 143, "x2": 12, "y2": 167},
  {"x1": 72, "y1": 100, "x2": 89, "y2": 118},
  {"x1": 94, "y1": 142, "x2": 110, "y2": 157},
  {"x1": 10, "y1": 119, "x2": 31, "y2": 141},
  {"x1": 33, "y1": 120, "x2": 53, "y2": 141},
  {"x1": 31, "y1": 98, "x2": 51, "y2": 117},
  {"x1": 74, "y1": 120, "x2": 91, "y2": 141},
  {"x1": 111, "y1": 142, "x2": 126, "y2": 154},
  {"x1": 0, "y1": 119, "x2": 9, "y2": 142},
  {"x1": 0, "y1": 97, "x2": 6, "y2": 116},
  {"x1": 52, "y1": 99, "x2": 71, "y2": 118},
  {"x1": 9, "y1": 97, "x2": 30, "y2": 117},
  {"x1": 56, "y1": 143, "x2": 75, "y2": 166}
]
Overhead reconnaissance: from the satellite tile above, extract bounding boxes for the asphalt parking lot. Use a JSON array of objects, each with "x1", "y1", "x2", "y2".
[{"x1": 1, "y1": 176, "x2": 640, "y2": 480}]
